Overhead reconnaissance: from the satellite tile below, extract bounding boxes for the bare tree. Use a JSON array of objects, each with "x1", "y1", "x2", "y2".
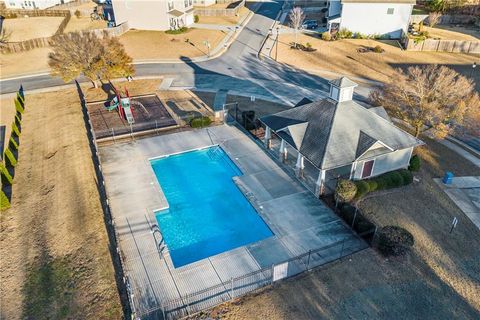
[
  {"x1": 48, "y1": 31, "x2": 134, "y2": 88},
  {"x1": 370, "y1": 65, "x2": 480, "y2": 139},
  {"x1": 289, "y1": 6, "x2": 305, "y2": 48},
  {"x1": 0, "y1": 28, "x2": 12, "y2": 44},
  {"x1": 428, "y1": 11, "x2": 442, "y2": 28}
]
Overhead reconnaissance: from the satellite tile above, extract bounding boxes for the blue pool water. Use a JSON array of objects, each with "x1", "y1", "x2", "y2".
[{"x1": 151, "y1": 146, "x2": 273, "y2": 268}]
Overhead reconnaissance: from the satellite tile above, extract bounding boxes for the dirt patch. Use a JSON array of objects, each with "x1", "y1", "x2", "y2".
[
  {"x1": 3, "y1": 17, "x2": 65, "y2": 41},
  {"x1": 271, "y1": 33, "x2": 478, "y2": 84},
  {"x1": 0, "y1": 88, "x2": 122, "y2": 319},
  {"x1": 119, "y1": 29, "x2": 226, "y2": 60},
  {"x1": 189, "y1": 139, "x2": 480, "y2": 319}
]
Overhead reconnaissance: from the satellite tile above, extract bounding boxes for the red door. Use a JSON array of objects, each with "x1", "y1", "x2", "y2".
[{"x1": 362, "y1": 160, "x2": 374, "y2": 178}]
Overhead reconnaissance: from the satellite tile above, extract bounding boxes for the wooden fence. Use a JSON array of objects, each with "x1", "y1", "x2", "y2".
[
  {"x1": 195, "y1": 0, "x2": 245, "y2": 16},
  {"x1": 0, "y1": 8, "x2": 70, "y2": 18},
  {"x1": 0, "y1": 22, "x2": 129, "y2": 54},
  {"x1": 403, "y1": 37, "x2": 480, "y2": 53},
  {"x1": 410, "y1": 13, "x2": 478, "y2": 25}
]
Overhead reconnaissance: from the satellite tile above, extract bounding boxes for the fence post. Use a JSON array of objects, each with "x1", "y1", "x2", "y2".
[
  {"x1": 111, "y1": 128, "x2": 116, "y2": 143},
  {"x1": 306, "y1": 249, "x2": 311, "y2": 271},
  {"x1": 339, "y1": 238, "x2": 345, "y2": 259},
  {"x1": 352, "y1": 207, "x2": 358, "y2": 228},
  {"x1": 130, "y1": 123, "x2": 133, "y2": 139},
  {"x1": 155, "y1": 120, "x2": 159, "y2": 135},
  {"x1": 271, "y1": 264, "x2": 274, "y2": 284},
  {"x1": 230, "y1": 277, "x2": 234, "y2": 300},
  {"x1": 161, "y1": 300, "x2": 166, "y2": 320}
]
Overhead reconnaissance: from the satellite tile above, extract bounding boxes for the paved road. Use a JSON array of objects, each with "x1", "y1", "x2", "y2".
[{"x1": 0, "y1": 1, "x2": 358, "y2": 105}]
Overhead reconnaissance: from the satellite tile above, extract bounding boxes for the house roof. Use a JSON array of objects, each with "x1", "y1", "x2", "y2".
[
  {"x1": 260, "y1": 95, "x2": 422, "y2": 170},
  {"x1": 341, "y1": 0, "x2": 416, "y2": 4},
  {"x1": 329, "y1": 77, "x2": 358, "y2": 88}
]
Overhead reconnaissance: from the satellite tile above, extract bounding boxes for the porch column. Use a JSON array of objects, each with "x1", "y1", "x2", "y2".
[
  {"x1": 349, "y1": 162, "x2": 357, "y2": 180},
  {"x1": 264, "y1": 126, "x2": 272, "y2": 149},
  {"x1": 314, "y1": 169, "x2": 326, "y2": 197},
  {"x1": 279, "y1": 139, "x2": 287, "y2": 163},
  {"x1": 295, "y1": 153, "x2": 305, "y2": 178}
]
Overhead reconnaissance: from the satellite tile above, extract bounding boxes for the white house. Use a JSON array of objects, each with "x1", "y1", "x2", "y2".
[
  {"x1": 327, "y1": 0, "x2": 415, "y2": 38},
  {"x1": 260, "y1": 77, "x2": 423, "y2": 195},
  {"x1": 111, "y1": 0, "x2": 194, "y2": 31},
  {"x1": 4, "y1": 0, "x2": 74, "y2": 9}
]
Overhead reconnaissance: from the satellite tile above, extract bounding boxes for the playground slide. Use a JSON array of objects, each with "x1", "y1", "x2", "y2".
[{"x1": 123, "y1": 105, "x2": 135, "y2": 124}]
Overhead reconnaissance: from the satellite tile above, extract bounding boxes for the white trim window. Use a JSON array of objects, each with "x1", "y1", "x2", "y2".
[
  {"x1": 361, "y1": 159, "x2": 375, "y2": 179},
  {"x1": 387, "y1": 8, "x2": 394, "y2": 15}
]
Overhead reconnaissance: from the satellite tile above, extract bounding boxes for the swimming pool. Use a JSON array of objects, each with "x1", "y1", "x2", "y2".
[{"x1": 151, "y1": 146, "x2": 273, "y2": 268}]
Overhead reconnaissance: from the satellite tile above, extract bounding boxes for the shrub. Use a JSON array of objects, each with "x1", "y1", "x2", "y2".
[
  {"x1": 305, "y1": 42, "x2": 312, "y2": 49},
  {"x1": 194, "y1": 15, "x2": 199, "y2": 23},
  {"x1": 321, "y1": 31, "x2": 332, "y2": 41},
  {"x1": 398, "y1": 169, "x2": 413, "y2": 185},
  {"x1": 1, "y1": 162, "x2": 13, "y2": 186},
  {"x1": 355, "y1": 180, "x2": 370, "y2": 198},
  {"x1": 14, "y1": 98, "x2": 24, "y2": 114},
  {"x1": 354, "y1": 215, "x2": 376, "y2": 235},
  {"x1": 190, "y1": 116, "x2": 212, "y2": 128},
  {"x1": 340, "y1": 203, "x2": 356, "y2": 225},
  {"x1": 335, "y1": 179, "x2": 357, "y2": 203},
  {"x1": 354, "y1": 32, "x2": 367, "y2": 39},
  {"x1": 165, "y1": 27, "x2": 189, "y2": 35},
  {"x1": 12, "y1": 122, "x2": 21, "y2": 137},
  {"x1": 9, "y1": 137, "x2": 19, "y2": 150},
  {"x1": 17, "y1": 92, "x2": 24, "y2": 105},
  {"x1": 366, "y1": 179, "x2": 378, "y2": 192},
  {"x1": 1, "y1": 190, "x2": 10, "y2": 210},
  {"x1": 376, "y1": 226, "x2": 414, "y2": 256},
  {"x1": 373, "y1": 45, "x2": 384, "y2": 53},
  {"x1": 336, "y1": 28, "x2": 353, "y2": 39},
  {"x1": 409, "y1": 155, "x2": 421, "y2": 171},
  {"x1": 4, "y1": 148, "x2": 17, "y2": 167},
  {"x1": 383, "y1": 171, "x2": 404, "y2": 188},
  {"x1": 74, "y1": 9, "x2": 81, "y2": 18}
]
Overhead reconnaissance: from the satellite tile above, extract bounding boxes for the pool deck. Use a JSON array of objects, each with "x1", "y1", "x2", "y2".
[{"x1": 99, "y1": 124, "x2": 366, "y2": 318}]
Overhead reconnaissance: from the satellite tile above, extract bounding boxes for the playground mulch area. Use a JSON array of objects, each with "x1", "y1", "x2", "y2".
[{"x1": 86, "y1": 94, "x2": 177, "y2": 140}]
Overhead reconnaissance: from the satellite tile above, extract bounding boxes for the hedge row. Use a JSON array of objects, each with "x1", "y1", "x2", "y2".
[
  {"x1": 1, "y1": 89, "x2": 25, "y2": 210},
  {"x1": 355, "y1": 169, "x2": 413, "y2": 198},
  {"x1": 190, "y1": 116, "x2": 212, "y2": 128}
]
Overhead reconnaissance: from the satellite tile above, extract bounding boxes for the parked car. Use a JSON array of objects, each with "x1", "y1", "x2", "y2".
[{"x1": 302, "y1": 20, "x2": 318, "y2": 30}]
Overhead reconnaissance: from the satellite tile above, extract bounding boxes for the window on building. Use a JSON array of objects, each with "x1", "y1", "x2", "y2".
[
  {"x1": 184, "y1": 0, "x2": 188, "y2": 8},
  {"x1": 168, "y1": 1, "x2": 174, "y2": 10},
  {"x1": 387, "y1": 8, "x2": 394, "y2": 15},
  {"x1": 189, "y1": 0, "x2": 193, "y2": 6}
]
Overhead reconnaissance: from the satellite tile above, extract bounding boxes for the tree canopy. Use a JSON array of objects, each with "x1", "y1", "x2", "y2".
[
  {"x1": 48, "y1": 31, "x2": 134, "y2": 87},
  {"x1": 370, "y1": 65, "x2": 479, "y2": 139}
]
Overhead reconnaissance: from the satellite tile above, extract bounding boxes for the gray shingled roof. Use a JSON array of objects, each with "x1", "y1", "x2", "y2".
[{"x1": 260, "y1": 98, "x2": 422, "y2": 170}]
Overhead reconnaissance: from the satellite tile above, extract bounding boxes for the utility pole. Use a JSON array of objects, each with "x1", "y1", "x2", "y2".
[{"x1": 275, "y1": 26, "x2": 280, "y2": 61}]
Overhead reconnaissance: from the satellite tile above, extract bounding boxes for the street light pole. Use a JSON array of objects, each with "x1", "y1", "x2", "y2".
[{"x1": 275, "y1": 26, "x2": 279, "y2": 61}]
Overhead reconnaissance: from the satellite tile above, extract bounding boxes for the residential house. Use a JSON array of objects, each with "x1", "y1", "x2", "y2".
[
  {"x1": 192, "y1": 0, "x2": 215, "y2": 6},
  {"x1": 111, "y1": 0, "x2": 194, "y2": 31},
  {"x1": 327, "y1": 0, "x2": 416, "y2": 38},
  {"x1": 260, "y1": 77, "x2": 423, "y2": 195},
  {"x1": 5, "y1": 0, "x2": 74, "y2": 9}
]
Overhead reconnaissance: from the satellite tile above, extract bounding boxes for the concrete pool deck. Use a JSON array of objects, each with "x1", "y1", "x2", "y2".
[{"x1": 99, "y1": 124, "x2": 366, "y2": 319}]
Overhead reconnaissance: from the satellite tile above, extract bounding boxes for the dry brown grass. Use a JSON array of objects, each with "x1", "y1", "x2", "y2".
[
  {"x1": 3, "y1": 17, "x2": 65, "y2": 41},
  {"x1": 0, "y1": 47, "x2": 51, "y2": 78},
  {"x1": 197, "y1": 7, "x2": 250, "y2": 25},
  {"x1": 0, "y1": 96, "x2": 17, "y2": 152},
  {"x1": 0, "y1": 88, "x2": 122, "y2": 319},
  {"x1": 190, "y1": 139, "x2": 480, "y2": 319},
  {"x1": 119, "y1": 28, "x2": 226, "y2": 60},
  {"x1": 424, "y1": 26, "x2": 478, "y2": 41},
  {"x1": 272, "y1": 33, "x2": 478, "y2": 84},
  {"x1": 64, "y1": 17, "x2": 106, "y2": 33}
]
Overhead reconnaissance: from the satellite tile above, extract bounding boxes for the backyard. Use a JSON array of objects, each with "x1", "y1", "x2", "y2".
[
  {"x1": 2, "y1": 16, "x2": 65, "y2": 41},
  {"x1": 196, "y1": 6, "x2": 251, "y2": 25},
  {"x1": 0, "y1": 86, "x2": 123, "y2": 319},
  {"x1": 190, "y1": 137, "x2": 480, "y2": 319},
  {"x1": 270, "y1": 33, "x2": 479, "y2": 85}
]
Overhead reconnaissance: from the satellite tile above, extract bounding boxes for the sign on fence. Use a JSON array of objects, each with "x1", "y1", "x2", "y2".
[{"x1": 273, "y1": 262, "x2": 288, "y2": 282}]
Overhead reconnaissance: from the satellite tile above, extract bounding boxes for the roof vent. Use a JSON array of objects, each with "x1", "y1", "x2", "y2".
[{"x1": 329, "y1": 77, "x2": 358, "y2": 102}]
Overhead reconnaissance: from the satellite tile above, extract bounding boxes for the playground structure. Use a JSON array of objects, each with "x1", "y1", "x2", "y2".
[{"x1": 106, "y1": 86, "x2": 150, "y2": 125}]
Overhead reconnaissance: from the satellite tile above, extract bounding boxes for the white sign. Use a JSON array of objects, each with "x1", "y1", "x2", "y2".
[
  {"x1": 250, "y1": 95, "x2": 256, "y2": 102},
  {"x1": 273, "y1": 262, "x2": 288, "y2": 282}
]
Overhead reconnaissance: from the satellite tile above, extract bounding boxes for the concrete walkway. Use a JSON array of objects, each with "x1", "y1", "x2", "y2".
[{"x1": 434, "y1": 177, "x2": 480, "y2": 230}]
